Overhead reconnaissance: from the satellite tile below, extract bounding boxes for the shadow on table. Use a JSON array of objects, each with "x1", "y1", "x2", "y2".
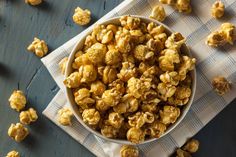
[{"x1": 0, "y1": 63, "x2": 12, "y2": 78}]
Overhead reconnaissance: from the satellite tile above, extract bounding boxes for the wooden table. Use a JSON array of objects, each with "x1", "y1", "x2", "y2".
[{"x1": 0, "y1": 0, "x2": 235, "y2": 156}]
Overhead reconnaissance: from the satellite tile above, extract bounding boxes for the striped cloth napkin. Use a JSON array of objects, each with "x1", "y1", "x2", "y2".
[{"x1": 41, "y1": 0, "x2": 236, "y2": 156}]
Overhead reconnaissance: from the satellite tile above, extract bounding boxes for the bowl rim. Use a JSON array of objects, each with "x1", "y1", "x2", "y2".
[{"x1": 65, "y1": 15, "x2": 197, "y2": 145}]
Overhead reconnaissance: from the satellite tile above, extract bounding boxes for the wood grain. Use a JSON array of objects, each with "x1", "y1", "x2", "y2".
[{"x1": 0, "y1": 0, "x2": 235, "y2": 157}]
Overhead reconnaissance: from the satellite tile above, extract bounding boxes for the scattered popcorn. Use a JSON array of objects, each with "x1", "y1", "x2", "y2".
[
  {"x1": 6, "y1": 150, "x2": 20, "y2": 157},
  {"x1": 58, "y1": 107, "x2": 73, "y2": 126},
  {"x1": 183, "y1": 139, "x2": 200, "y2": 153},
  {"x1": 175, "y1": 0, "x2": 192, "y2": 13},
  {"x1": 176, "y1": 148, "x2": 192, "y2": 157},
  {"x1": 211, "y1": 1, "x2": 225, "y2": 18},
  {"x1": 25, "y1": 0, "x2": 42, "y2": 6},
  {"x1": 27, "y1": 37, "x2": 48, "y2": 57},
  {"x1": 73, "y1": 7, "x2": 91, "y2": 25},
  {"x1": 8, "y1": 90, "x2": 26, "y2": 112},
  {"x1": 212, "y1": 76, "x2": 231, "y2": 95},
  {"x1": 120, "y1": 145, "x2": 139, "y2": 157},
  {"x1": 150, "y1": 5, "x2": 166, "y2": 22},
  {"x1": 19, "y1": 108, "x2": 38, "y2": 125},
  {"x1": 8, "y1": 123, "x2": 29, "y2": 142},
  {"x1": 58, "y1": 57, "x2": 68, "y2": 75},
  {"x1": 206, "y1": 23, "x2": 235, "y2": 47}
]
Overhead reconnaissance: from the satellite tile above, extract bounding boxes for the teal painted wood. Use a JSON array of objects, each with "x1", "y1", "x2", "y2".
[{"x1": 0, "y1": 0, "x2": 235, "y2": 157}]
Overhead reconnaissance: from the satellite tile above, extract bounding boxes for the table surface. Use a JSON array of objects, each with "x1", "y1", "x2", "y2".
[{"x1": 0, "y1": 0, "x2": 236, "y2": 157}]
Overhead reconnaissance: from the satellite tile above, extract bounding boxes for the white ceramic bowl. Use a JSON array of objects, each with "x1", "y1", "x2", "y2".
[{"x1": 65, "y1": 15, "x2": 196, "y2": 145}]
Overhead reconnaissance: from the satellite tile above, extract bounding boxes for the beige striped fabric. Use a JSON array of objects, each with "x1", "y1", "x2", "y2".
[{"x1": 42, "y1": 0, "x2": 236, "y2": 156}]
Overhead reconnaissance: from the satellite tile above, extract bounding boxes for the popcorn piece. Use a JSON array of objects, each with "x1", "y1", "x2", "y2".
[
  {"x1": 19, "y1": 108, "x2": 38, "y2": 125},
  {"x1": 120, "y1": 16, "x2": 141, "y2": 30},
  {"x1": 160, "y1": 106, "x2": 180, "y2": 125},
  {"x1": 95, "y1": 100, "x2": 110, "y2": 111},
  {"x1": 183, "y1": 139, "x2": 200, "y2": 153},
  {"x1": 168, "y1": 86, "x2": 191, "y2": 106},
  {"x1": 27, "y1": 37, "x2": 48, "y2": 57},
  {"x1": 128, "y1": 112, "x2": 155, "y2": 128},
  {"x1": 127, "y1": 127, "x2": 145, "y2": 144},
  {"x1": 64, "y1": 72, "x2": 81, "y2": 88},
  {"x1": 105, "y1": 49, "x2": 122, "y2": 65},
  {"x1": 58, "y1": 107, "x2": 73, "y2": 126},
  {"x1": 8, "y1": 123, "x2": 29, "y2": 142},
  {"x1": 165, "y1": 32, "x2": 186, "y2": 50},
  {"x1": 25, "y1": 0, "x2": 42, "y2": 6},
  {"x1": 102, "y1": 89, "x2": 121, "y2": 107},
  {"x1": 73, "y1": 7, "x2": 91, "y2": 25},
  {"x1": 108, "y1": 79, "x2": 126, "y2": 94},
  {"x1": 108, "y1": 112, "x2": 124, "y2": 129},
  {"x1": 118, "y1": 62, "x2": 137, "y2": 82},
  {"x1": 86, "y1": 43, "x2": 107, "y2": 65},
  {"x1": 160, "y1": 71, "x2": 180, "y2": 86},
  {"x1": 206, "y1": 23, "x2": 235, "y2": 47},
  {"x1": 90, "y1": 81, "x2": 106, "y2": 96},
  {"x1": 6, "y1": 150, "x2": 20, "y2": 157},
  {"x1": 133, "y1": 45, "x2": 154, "y2": 61},
  {"x1": 175, "y1": 0, "x2": 192, "y2": 13},
  {"x1": 146, "y1": 121, "x2": 167, "y2": 138},
  {"x1": 101, "y1": 125, "x2": 118, "y2": 138},
  {"x1": 147, "y1": 23, "x2": 165, "y2": 37},
  {"x1": 101, "y1": 66, "x2": 118, "y2": 84},
  {"x1": 159, "y1": 49, "x2": 180, "y2": 71},
  {"x1": 73, "y1": 53, "x2": 92, "y2": 69},
  {"x1": 8, "y1": 90, "x2": 26, "y2": 112},
  {"x1": 59, "y1": 57, "x2": 68, "y2": 75},
  {"x1": 120, "y1": 145, "x2": 139, "y2": 157},
  {"x1": 176, "y1": 149, "x2": 192, "y2": 157},
  {"x1": 212, "y1": 76, "x2": 231, "y2": 95},
  {"x1": 211, "y1": 1, "x2": 225, "y2": 18},
  {"x1": 115, "y1": 28, "x2": 132, "y2": 53},
  {"x1": 79, "y1": 64, "x2": 97, "y2": 83},
  {"x1": 74, "y1": 88, "x2": 95, "y2": 109},
  {"x1": 130, "y1": 29, "x2": 145, "y2": 44},
  {"x1": 178, "y1": 56, "x2": 196, "y2": 81},
  {"x1": 157, "y1": 82, "x2": 177, "y2": 101},
  {"x1": 146, "y1": 38, "x2": 164, "y2": 53},
  {"x1": 150, "y1": 5, "x2": 166, "y2": 22},
  {"x1": 82, "y1": 108, "x2": 100, "y2": 125}
]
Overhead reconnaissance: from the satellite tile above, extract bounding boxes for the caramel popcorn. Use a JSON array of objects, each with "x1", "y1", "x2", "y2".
[
  {"x1": 105, "y1": 49, "x2": 122, "y2": 65},
  {"x1": 120, "y1": 145, "x2": 139, "y2": 157},
  {"x1": 6, "y1": 150, "x2": 20, "y2": 157},
  {"x1": 82, "y1": 108, "x2": 100, "y2": 125},
  {"x1": 183, "y1": 139, "x2": 200, "y2": 153},
  {"x1": 8, "y1": 90, "x2": 26, "y2": 112},
  {"x1": 8, "y1": 123, "x2": 29, "y2": 142},
  {"x1": 165, "y1": 32, "x2": 186, "y2": 50},
  {"x1": 212, "y1": 76, "x2": 231, "y2": 95},
  {"x1": 19, "y1": 108, "x2": 38, "y2": 125},
  {"x1": 86, "y1": 43, "x2": 107, "y2": 65},
  {"x1": 127, "y1": 127, "x2": 145, "y2": 144},
  {"x1": 118, "y1": 62, "x2": 137, "y2": 82},
  {"x1": 150, "y1": 5, "x2": 166, "y2": 22},
  {"x1": 211, "y1": 1, "x2": 225, "y2": 18},
  {"x1": 160, "y1": 106, "x2": 180, "y2": 125},
  {"x1": 101, "y1": 125, "x2": 118, "y2": 138},
  {"x1": 175, "y1": 0, "x2": 192, "y2": 13},
  {"x1": 58, "y1": 107, "x2": 73, "y2": 126},
  {"x1": 74, "y1": 88, "x2": 95, "y2": 109},
  {"x1": 108, "y1": 112, "x2": 124, "y2": 129},
  {"x1": 65, "y1": 16, "x2": 195, "y2": 143},
  {"x1": 178, "y1": 56, "x2": 196, "y2": 81},
  {"x1": 64, "y1": 72, "x2": 82, "y2": 88},
  {"x1": 159, "y1": 49, "x2": 180, "y2": 71},
  {"x1": 90, "y1": 81, "x2": 106, "y2": 96},
  {"x1": 128, "y1": 112, "x2": 155, "y2": 128},
  {"x1": 59, "y1": 57, "x2": 68, "y2": 75},
  {"x1": 206, "y1": 23, "x2": 235, "y2": 47},
  {"x1": 145, "y1": 121, "x2": 166, "y2": 138},
  {"x1": 73, "y1": 7, "x2": 91, "y2": 25},
  {"x1": 176, "y1": 149, "x2": 192, "y2": 157},
  {"x1": 160, "y1": 71, "x2": 180, "y2": 86},
  {"x1": 27, "y1": 37, "x2": 48, "y2": 57},
  {"x1": 25, "y1": 0, "x2": 42, "y2": 6}
]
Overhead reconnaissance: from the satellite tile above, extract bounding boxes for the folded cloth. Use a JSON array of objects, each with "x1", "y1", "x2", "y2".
[{"x1": 41, "y1": 0, "x2": 236, "y2": 156}]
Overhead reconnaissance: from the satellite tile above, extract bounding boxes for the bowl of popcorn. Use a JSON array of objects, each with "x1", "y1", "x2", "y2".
[{"x1": 64, "y1": 15, "x2": 197, "y2": 145}]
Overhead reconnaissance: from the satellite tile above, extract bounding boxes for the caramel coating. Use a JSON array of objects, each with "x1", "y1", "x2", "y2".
[{"x1": 212, "y1": 76, "x2": 231, "y2": 95}]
